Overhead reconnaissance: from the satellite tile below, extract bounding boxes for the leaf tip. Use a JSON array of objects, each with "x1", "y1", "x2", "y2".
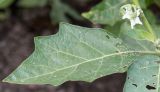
[
  {"x1": 2, "y1": 77, "x2": 11, "y2": 83},
  {"x1": 81, "y1": 11, "x2": 93, "y2": 20}
]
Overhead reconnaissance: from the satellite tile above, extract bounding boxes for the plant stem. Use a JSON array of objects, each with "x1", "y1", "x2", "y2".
[{"x1": 133, "y1": 0, "x2": 157, "y2": 42}]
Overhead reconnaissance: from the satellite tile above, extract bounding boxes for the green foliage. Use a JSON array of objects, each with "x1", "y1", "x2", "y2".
[
  {"x1": 3, "y1": 0, "x2": 160, "y2": 92},
  {"x1": 82, "y1": 0, "x2": 130, "y2": 26},
  {"x1": 120, "y1": 22, "x2": 154, "y2": 41},
  {"x1": 124, "y1": 55, "x2": 160, "y2": 92},
  {"x1": 3, "y1": 22, "x2": 160, "y2": 86},
  {"x1": 154, "y1": 26, "x2": 160, "y2": 38},
  {"x1": 139, "y1": 0, "x2": 153, "y2": 8},
  {"x1": 83, "y1": 0, "x2": 160, "y2": 41},
  {"x1": 3, "y1": 22, "x2": 136, "y2": 85},
  {"x1": 0, "y1": 0, "x2": 14, "y2": 9},
  {"x1": 18, "y1": 0, "x2": 47, "y2": 7}
]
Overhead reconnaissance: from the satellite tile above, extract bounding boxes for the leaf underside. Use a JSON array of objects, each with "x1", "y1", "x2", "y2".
[{"x1": 3, "y1": 22, "x2": 136, "y2": 86}]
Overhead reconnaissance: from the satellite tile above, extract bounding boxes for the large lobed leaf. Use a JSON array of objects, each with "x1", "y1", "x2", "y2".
[
  {"x1": 3, "y1": 22, "x2": 159, "y2": 86},
  {"x1": 3, "y1": 22, "x2": 138, "y2": 86}
]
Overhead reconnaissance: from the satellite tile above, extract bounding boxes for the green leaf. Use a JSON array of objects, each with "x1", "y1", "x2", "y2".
[
  {"x1": 0, "y1": 0, "x2": 14, "y2": 9},
  {"x1": 120, "y1": 22, "x2": 155, "y2": 42},
  {"x1": 3, "y1": 22, "x2": 139, "y2": 86},
  {"x1": 82, "y1": 0, "x2": 130, "y2": 26},
  {"x1": 121, "y1": 35, "x2": 156, "y2": 52},
  {"x1": 3, "y1": 23, "x2": 159, "y2": 86},
  {"x1": 124, "y1": 55, "x2": 160, "y2": 92},
  {"x1": 18, "y1": 0, "x2": 47, "y2": 8},
  {"x1": 104, "y1": 21, "x2": 124, "y2": 37},
  {"x1": 154, "y1": 25, "x2": 160, "y2": 38}
]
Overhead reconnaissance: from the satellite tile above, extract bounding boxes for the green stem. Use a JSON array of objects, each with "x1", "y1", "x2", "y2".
[{"x1": 133, "y1": 0, "x2": 157, "y2": 42}]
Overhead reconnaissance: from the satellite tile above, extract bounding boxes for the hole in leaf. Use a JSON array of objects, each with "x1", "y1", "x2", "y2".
[
  {"x1": 153, "y1": 83, "x2": 155, "y2": 86},
  {"x1": 106, "y1": 35, "x2": 110, "y2": 39},
  {"x1": 146, "y1": 85, "x2": 156, "y2": 90},
  {"x1": 132, "y1": 84, "x2": 137, "y2": 87},
  {"x1": 152, "y1": 75, "x2": 156, "y2": 77}
]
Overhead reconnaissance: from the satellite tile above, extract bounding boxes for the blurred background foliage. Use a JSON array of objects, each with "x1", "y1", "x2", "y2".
[{"x1": 0, "y1": 0, "x2": 90, "y2": 22}]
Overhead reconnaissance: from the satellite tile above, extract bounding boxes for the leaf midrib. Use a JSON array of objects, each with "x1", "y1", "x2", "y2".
[{"x1": 11, "y1": 50, "x2": 159, "y2": 82}]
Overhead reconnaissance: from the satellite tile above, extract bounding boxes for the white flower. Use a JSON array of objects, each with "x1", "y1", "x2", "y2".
[
  {"x1": 130, "y1": 16, "x2": 142, "y2": 29},
  {"x1": 120, "y1": 4, "x2": 143, "y2": 29}
]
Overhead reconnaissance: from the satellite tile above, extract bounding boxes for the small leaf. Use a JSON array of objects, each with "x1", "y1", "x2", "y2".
[
  {"x1": 82, "y1": 0, "x2": 130, "y2": 26},
  {"x1": 124, "y1": 55, "x2": 160, "y2": 92}
]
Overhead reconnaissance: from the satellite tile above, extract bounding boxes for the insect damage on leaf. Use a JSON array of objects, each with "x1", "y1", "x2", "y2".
[{"x1": 123, "y1": 55, "x2": 160, "y2": 92}]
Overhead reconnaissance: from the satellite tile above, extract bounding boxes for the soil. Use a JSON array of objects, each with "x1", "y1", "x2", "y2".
[{"x1": 0, "y1": 0, "x2": 129, "y2": 92}]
